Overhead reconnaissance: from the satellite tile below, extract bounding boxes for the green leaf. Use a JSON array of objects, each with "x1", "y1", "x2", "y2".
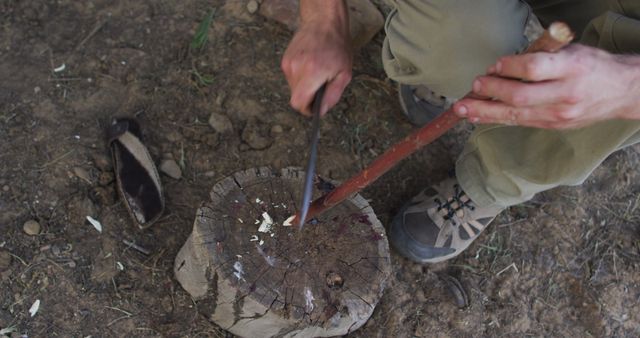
[{"x1": 190, "y1": 9, "x2": 216, "y2": 51}]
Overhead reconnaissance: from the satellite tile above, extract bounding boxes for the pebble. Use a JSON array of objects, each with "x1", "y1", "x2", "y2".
[
  {"x1": 270, "y1": 124, "x2": 284, "y2": 134},
  {"x1": 92, "y1": 153, "x2": 112, "y2": 171},
  {"x1": 242, "y1": 120, "x2": 272, "y2": 150},
  {"x1": 2, "y1": 185, "x2": 8, "y2": 192},
  {"x1": 0, "y1": 250, "x2": 11, "y2": 270},
  {"x1": 23, "y1": 219, "x2": 41, "y2": 235},
  {"x1": 73, "y1": 167, "x2": 92, "y2": 184},
  {"x1": 208, "y1": 112, "x2": 233, "y2": 134},
  {"x1": 160, "y1": 159, "x2": 182, "y2": 179},
  {"x1": 247, "y1": 0, "x2": 259, "y2": 14},
  {"x1": 215, "y1": 92, "x2": 226, "y2": 107},
  {"x1": 98, "y1": 172, "x2": 114, "y2": 186}
]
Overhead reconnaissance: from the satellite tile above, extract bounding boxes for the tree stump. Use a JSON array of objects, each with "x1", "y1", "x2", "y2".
[{"x1": 174, "y1": 167, "x2": 391, "y2": 337}]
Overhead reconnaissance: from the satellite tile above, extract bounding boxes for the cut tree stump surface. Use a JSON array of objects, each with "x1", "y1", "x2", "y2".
[{"x1": 174, "y1": 167, "x2": 391, "y2": 337}]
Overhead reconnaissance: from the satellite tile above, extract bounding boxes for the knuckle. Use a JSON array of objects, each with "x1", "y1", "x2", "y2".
[
  {"x1": 555, "y1": 107, "x2": 578, "y2": 121},
  {"x1": 523, "y1": 58, "x2": 541, "y2": 79},
  {"x1": 289, "y1": 95, "x2": 303, "y2": 110},
  {"x1": 280, "y1": 58, "x2": 290, "y2": 73},
  {"x1": 562, "y1": 90, "x2": 582, "y2": 105},
  {"x1": 509, "y1": 92, "x2": 529, "y2": 106}
]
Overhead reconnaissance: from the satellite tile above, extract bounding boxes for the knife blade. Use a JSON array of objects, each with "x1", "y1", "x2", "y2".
[{"x1": 298, "y1": 83, "x2": 326, "y2": 229}]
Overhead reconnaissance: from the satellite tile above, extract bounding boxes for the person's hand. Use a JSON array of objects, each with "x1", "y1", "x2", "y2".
[
  {"x1": 453, "y1": 44, "x2": 640, "y2": 129},
  {"x1": 281, "y1": 1, "x2": 352, "y2": 116}
]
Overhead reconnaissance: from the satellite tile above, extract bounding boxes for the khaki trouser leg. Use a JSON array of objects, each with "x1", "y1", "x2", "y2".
[
  {"x1": 456, "y1": 122, "x2": 640, "y2": 208},
  {"x1": 382, "y1": 0, "x2": 531, "y2": 99},
  {"x1": 382, "y1": 0, "x2": 640, "y2": 208}
]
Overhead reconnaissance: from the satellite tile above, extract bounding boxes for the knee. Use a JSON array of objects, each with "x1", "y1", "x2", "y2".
[{"x1": 383, "y1": 0, "x2": 530, "y2": 98}]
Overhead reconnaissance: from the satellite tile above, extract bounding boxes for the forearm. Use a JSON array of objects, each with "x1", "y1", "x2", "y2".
[{"x1": 299, "y1": 0, "x2": 349, "y2": 32}]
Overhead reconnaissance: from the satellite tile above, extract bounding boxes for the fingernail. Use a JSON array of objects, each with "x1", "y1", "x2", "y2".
[
  {"x1": 472, "y1": 79, "x2": 482, "y2": 93},
  {"x1": 495, "y1": 61, "x2": 502, "y2": 73},
  {"x1": 455, "y1": 104, "x2": 468, "y2": 116}
]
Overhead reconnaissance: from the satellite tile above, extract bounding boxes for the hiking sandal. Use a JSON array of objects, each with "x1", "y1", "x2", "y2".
[
  {"x1": 389, "y1": 177, "x2": 502, "y2": 263},
  {"x1": 108, "y1": 118, "x2": 164, "y2": 229}
]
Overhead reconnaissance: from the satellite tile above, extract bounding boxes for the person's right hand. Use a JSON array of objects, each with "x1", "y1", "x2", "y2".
[{"x1": 281, "y1": 2, "x2": 352, "y2": 116}]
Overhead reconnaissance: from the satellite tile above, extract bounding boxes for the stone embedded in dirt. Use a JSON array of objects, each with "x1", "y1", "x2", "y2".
[
  {"x1": 160, "y1": 159, "x2": 182, "y2": 179},
  {"x1": 215, "y1": 92, "x2": 226, "y2": 107},
  {"x1": 0, "y1": 250, "x2": 11, "y2": 271},
  {"x1": 270, "y1": 124, "x2": 283, "y2": 135},
  {"x1": 246, "y1": 0, "x2": 259, "y2": 14},
  {"x1": 23, "y1": 219, "x2": 41, "y2": 235},
  {"x1": 221, "y1": 0, "x2": 255, "y2": 22},
  {"x1": 259, "y1": 0, "x2": 384, "y2": 49},
  {"x1": 97, "y1": 172, "x2": 114, "y2": 186},
  {"x1": 92, "y1": 153, "x2": 112, "y2": 171},
  {"x1": 208, "y1": 112, "x2": 233, "y2": 134},
  {"x1": 73, "y1": 167, "x2": 92, "y2": 184},
  {"x1": 241, "y1": 119, "x2": 273, "y2": 150}
]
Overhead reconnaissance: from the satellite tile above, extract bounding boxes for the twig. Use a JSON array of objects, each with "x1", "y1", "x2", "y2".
[
  {"x1": 74, "y1": 19, "x2": 109, "y2": 53},
  {"x1": 497, "y1": 218, "x2": 528, "y2": 228},
  {"x1": 122, "y1": 239, "x2": 151, "y2": 255},
  {"x1": 107, "y1": 315, "x2": 132, "y2": 327},
  {"x1": 36, "y1": 150, "x2": 75, "y2": 170},
  {"x1": 105, "y1": 306, "x2": 133, "y2": 316},
  {"x1": 496, "y1": 262, "x2": 519, "y2": 276},
  {"x1": 8, "y1": 252, "x2": 28, "y2": 266}
]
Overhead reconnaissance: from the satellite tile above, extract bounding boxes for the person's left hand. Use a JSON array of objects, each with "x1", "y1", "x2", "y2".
[{"x1": 453, "y1": 44, "x2": 640, "y2": 129}]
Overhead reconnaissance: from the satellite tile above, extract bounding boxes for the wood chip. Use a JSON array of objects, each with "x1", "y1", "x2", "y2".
[
  {"x1": 29, "y1": 299, "x2": 40, "y2": 317},
  {"x1": 86, "y1": 216, "x2": 103, "y2": 233}
]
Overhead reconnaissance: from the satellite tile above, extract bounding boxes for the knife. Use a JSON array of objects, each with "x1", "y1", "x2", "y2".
[{"x1": 298, "y1": 83, "x2": 326, "y2": 229}]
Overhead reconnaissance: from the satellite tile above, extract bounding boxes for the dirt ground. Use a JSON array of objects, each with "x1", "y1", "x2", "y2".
[{"x1": 1, "y1": 1, "x2": 639, "y2": 337}]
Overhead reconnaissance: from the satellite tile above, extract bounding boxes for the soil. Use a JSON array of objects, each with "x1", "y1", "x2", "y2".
[{"x1": 1, "y1": 1, "x2": 639, "y2": 337}]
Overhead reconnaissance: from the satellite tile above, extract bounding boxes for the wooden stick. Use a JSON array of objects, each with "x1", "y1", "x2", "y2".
[{"x1": 295, "y1": 22, "x2": 574, "y2": 225}]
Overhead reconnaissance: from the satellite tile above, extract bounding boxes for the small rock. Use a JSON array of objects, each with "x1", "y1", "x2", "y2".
[
  {"x1": 73, "y1": 167, "x2": 92, "y2": 184},
  {"x1": 97, "y1": 172, "x2": 114, "y2": 186},
  {"x1": 160, "y1": 159, "x2": 182, "y2": 179},
  {"x1": 92, "y1": 153, "x2": 112, "y2": 171},
  {"x1": 247, "y1": 0, "x2": 259, "y2": 14},
  {"x1": 416, "y1": 289, "x2": 427, "y2": 303},
  {"x1": 270, "y1": 124, "x2": 284, "y2": 134},
  {"x1": 166, "y1": 131, "x2": 183, "y2": 143},
  {"x1": 215, "y1": 92, "x2": 227, "y2": 107},
  {"x1": 208, "y1": 112, "x2": 233, "y2": 134},
  {"x1": 0, "y1": 250, "x2": 11, "y2": 270},
  {"x1": 2, "y1": 185, "x2": 9, "y2": 192},
  {"x1": 242, "y1": 119, "x2": 273, "y2": 150},
  {"x1": 23, "y1": 219, "x2": 41, "y2": 235}
]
